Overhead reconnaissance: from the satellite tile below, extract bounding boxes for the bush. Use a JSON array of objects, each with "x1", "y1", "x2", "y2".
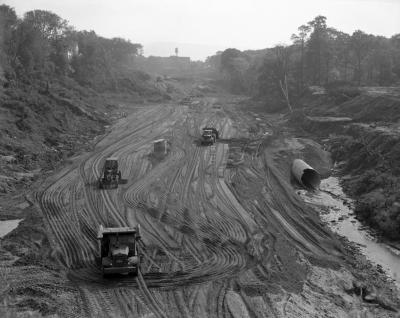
[{"x1": 325, "y1": 81, "x2": 361, "y2": 104}]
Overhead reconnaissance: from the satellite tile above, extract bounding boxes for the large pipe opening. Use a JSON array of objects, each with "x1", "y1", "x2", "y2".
[
  {"x1": 301, "y1": 168, "x2": 321, "y2": 189},
  {"x1": 292, "y1": 159, "x2": 321, "y2": 189}
]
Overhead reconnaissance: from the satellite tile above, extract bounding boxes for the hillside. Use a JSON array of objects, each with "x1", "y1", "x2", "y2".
[
  {"x1": 0, "y1": 5, "x2": 178, "y2": 194},
  {"x1": 1, "y1": 4, "x2": 400, "y2": 318},
  {"x1": 289, "y1": 86, "x2": 400, "y2": 242}
]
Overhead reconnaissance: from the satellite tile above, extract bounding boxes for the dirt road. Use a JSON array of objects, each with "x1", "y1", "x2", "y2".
[{"x1": 34, "y1": 95, "x2": 398, "y2": 317}]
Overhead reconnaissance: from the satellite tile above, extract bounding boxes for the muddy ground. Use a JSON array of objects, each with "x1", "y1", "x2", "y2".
[
  {"x1": 290, "y1": 87, "x2": 400, "y2": 242},
  {"x1": 1, "y1": 88, "x2": 400, "y2": 317}
]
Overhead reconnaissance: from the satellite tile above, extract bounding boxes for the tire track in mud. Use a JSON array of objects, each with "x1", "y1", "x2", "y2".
[
  {"x1": 258, "y1": 153, "x2": 339, "y2": 257},
  {"x1": 137, "y1": 271, "x2": 168, "y2": 318},
  {"x1": 78, "y1": 105, "x2": 247, "y2": 294},
  {"x1": 34, "y1": 98, "x2": 343, "y2": 317},
  {"x1": 120, "y1": 111, "x2": 252, "y2": 289},
  {"x1": 36, "y1": 106, "x2": 189, "y2": 316}
]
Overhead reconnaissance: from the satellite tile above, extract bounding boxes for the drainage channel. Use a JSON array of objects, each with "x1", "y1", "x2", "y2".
[{"x1": 298, "y1": 176, "x2": 400, "y2": 288}]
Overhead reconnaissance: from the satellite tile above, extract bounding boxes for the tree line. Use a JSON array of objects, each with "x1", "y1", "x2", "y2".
[
  {"x1": 0, "y1": 5, "x2": 142, "y2": 90},
  {"x1": 208, "y1": 16, "x2": 400, "y2": 109}
]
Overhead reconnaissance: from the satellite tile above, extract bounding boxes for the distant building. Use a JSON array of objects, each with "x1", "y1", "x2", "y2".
[{"x1": 136, "y1": 55, "x2": 192, "y2": 75}]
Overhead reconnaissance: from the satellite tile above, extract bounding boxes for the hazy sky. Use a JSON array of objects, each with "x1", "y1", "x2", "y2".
[{"x1": 5, "y1": 0, "x2": 400, "y2": 60}]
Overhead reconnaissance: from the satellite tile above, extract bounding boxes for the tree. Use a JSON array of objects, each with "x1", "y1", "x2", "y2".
[
  {"x1": 0, "y1": 5, "x2": 19, "y2": 78},
  {"x1": 12, "y1": 10, "x2": 70, "y2": 76},
  {"x1": 220, "y1": 48, "x2": 249, "y2": 93},
  {"x1": 350, "y1": 30, "x2": 373, "y2": 85},
  {"x1": 332, "y1": 31, "x2": 352, "y2": 81},
  {"x1": 291, "y1": 24, "x2": 310, "y2": 91},
  {"x1": 257, "y1": 45, "x2": 294, "y2": 111},
  {"x1": 0, "y1": 5, "x2": 18, "y2": 54},
  {"x1": 305, "y1": 15, "x2": 328, "y2": 85},
  {"x1": 23, "y1": 10, "x2": 68, "y2": 40},
  {"x1": 271, "y1": 45, "x2": 293, "y2": 111},
  {"x1": 390, "y1": 34, "x2": 400, "y2": 79},
  {"x1": 70, "y1": 31, "x2": 142, "y2": 89}
]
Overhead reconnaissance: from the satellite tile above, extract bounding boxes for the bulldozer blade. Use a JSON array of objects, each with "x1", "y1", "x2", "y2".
[
  {"x1": 119, "y1": 179, "x2": 128, "y2": 184},
  {"x1": 100, "y1": 182, "x2": 116, "y2": 190}
]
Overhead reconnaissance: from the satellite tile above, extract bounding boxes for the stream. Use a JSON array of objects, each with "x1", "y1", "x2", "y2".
[{"x1": 298, "y1": 177, "x2": 400, "y2": 288}]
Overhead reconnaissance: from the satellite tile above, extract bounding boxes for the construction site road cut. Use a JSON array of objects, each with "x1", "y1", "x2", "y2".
[{"x1": 32, "y1": 94, "x2": 400, "y2": 317}]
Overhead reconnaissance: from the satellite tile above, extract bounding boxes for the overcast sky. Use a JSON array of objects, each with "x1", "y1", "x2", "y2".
[{"x1": 5, "y1": 0, "x2": 400, "y2": 60}]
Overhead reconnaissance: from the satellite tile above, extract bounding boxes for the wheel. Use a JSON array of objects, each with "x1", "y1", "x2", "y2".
[{"x1": 129, "y1": 267, "x2": 139, "y2": 277}]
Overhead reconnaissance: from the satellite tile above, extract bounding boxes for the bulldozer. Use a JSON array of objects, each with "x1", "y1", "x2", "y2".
[
  {"x1": 98, "y1": 157, "x2": 127, "y2": 189},
  {"x1": 200, "y1": 127, "x2": 219, "y2": 146},
  {"x1": 97, "y1": 225, "x2": 142, "y2": 277}
]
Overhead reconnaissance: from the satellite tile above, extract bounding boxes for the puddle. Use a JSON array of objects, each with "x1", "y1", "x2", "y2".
[
  {"x1": 298, "y1": 177, "x2": 400, "y2": 287},
  {"x1": 0, "y1": 219, "x2": 22, "y2": 238}
]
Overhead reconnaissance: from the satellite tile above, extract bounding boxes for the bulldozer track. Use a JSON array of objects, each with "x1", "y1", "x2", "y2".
[{"x1": 32, "y1": 98, "x2": 343, "y2": 317}]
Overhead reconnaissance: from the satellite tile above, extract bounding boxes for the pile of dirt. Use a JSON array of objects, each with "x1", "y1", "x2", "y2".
[
  {"x1": 328, "y1": 94, "x2": 400, "y2": 123},
  {"x1": 287, "y1": 110, "x2": 353, "y2": 136},
  {"x1": 300, "y1": 89, "x2": 400, "y2": 123}
]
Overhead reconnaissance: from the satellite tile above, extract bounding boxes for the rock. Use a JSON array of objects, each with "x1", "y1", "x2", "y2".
[
  {"x1": 364, "y1": 293, "x2": 377, "y2": 302},
  {"x1": 376, "y1": 264, "x2": 385, "y2": 274}
]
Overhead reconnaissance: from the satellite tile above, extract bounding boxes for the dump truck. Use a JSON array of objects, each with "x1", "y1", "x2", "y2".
[
  {"x1": 97, "y1": 225, "x2": 142, "y2": 276},
  {"x1": 201, "y1": 127, "x2": 219, "y2": 146},
  {"x1": 98, "y1": 157, "x2": 127, "y2": 189}
]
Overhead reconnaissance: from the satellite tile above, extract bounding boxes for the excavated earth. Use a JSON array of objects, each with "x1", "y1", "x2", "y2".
[{"x1": 1, "y1": 92, "x2": 400, "y2": 317}]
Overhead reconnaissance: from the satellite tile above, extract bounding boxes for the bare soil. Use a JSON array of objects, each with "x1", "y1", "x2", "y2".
[
  {"x1": 292, "y1": 87, "x2": 400, "y2": 242},
  {"x1": 0, "y1": 85, "x2": 399, "y2": 317}
]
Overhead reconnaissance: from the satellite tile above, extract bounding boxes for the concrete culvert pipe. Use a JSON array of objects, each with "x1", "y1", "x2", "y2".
[{"x1": 291, "y1": 159, "x2": 321, "y2": 189}]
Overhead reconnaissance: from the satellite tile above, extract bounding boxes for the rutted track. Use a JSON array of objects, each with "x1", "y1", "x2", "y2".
[{"x1": 35, "y1": 97, "x2": 346, "y2": 317}]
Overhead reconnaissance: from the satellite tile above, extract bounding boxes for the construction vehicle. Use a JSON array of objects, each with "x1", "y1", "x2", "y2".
[
  {"x1": 180, "y1": 96, "x2": 192, "y2": 105},
  {"x1": 98, "y1": 157, "x2": 127, "y2": 189},
  {"x1": 201, "y1": 127, "x2": 219, "y2": 146},
  {"x1": 97, "y1": 225, "x2": 142, "y2": 276}
]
